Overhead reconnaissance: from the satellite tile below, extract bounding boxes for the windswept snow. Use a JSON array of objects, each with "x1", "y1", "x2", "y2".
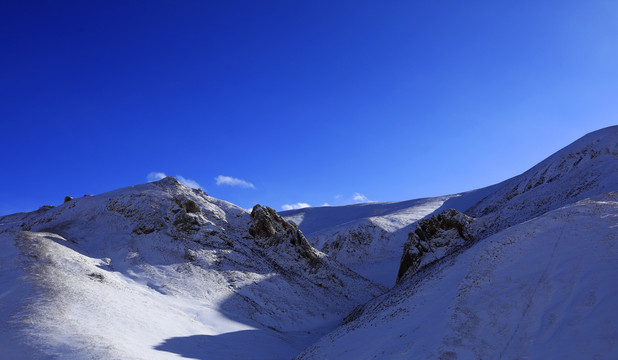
[
  {"x1": 1, "y1": 126, "x2": 617, "y2": 359},
  {"x1": 297, "y1": 192, "x2": 618, "y2": 359},
  {"x1": 281, "y1": 197, "x2": 452, "y2": 286},
  {"x1": 468, "y1": 125, "x2": 618, "y2": 238},
  {"x1": 281, "y1": 184, "x2": 501, "y2": 286},
  {"x1": 0, "y1": 177, "x2": 383, "y2": 359}
]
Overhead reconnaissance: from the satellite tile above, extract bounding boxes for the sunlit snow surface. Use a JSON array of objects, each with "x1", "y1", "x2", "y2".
[
  {"x1": 1, "y1": 126, "x2": 617, "y2": 359},
  {"x1": 298, "y1": 193, "x2": 618, "y2": 359},
  {"x1": 281, "y1": 187, "x2": 499, "y2": 286},
  {"x1": 0, "y1": 178, "x2": 383, "y2": 359}
]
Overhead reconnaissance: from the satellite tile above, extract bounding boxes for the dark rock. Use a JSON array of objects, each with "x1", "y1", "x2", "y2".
[
  {"x1": 343, "y1": 303, "x2": 367, "y2": 325},
  {"x1": 173, "y1": 210, "x2": 201, "y2": 233},
  {"x1": 64, "y1": 196, "x2": 73, "y2": 203},
  {"x1": 183, "y1": 199, "x2": 201, "y2": 214},
  {"x1": 184, "y1": 249, "x2": 196, "y2": 262},
  {"x1": 249, "y1": 205, "x2": 320, "y2": 262},
  {"x1": 132, "y1": 219, "x2": 166, "y2": 235},
  {"x1": 193, "y1": 187, "x2": 208, "y2": 196},
  {"x1": 88, "y1": 273, "x2": 104, "y2": 282},
  {"x1": 397, "y1": 209, "x2": 474, "y2": 283},
  {"x1": 249, "y1": 205, "x2": 285, "y2": 238}
]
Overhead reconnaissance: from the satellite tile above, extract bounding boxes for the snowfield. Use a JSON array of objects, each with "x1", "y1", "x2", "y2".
[
  {"x1": 297, "y1": 192, "x2": 618, "y2": 359},
  {"x1": 0, "y1": 177, "x2": 383, "y2": 359},
  {"x1": 0, "y1": 125, "x2": 617, "y2": 359},
  {"x1": 280, "y1": 186, "x2": 499, "y2": 287}
]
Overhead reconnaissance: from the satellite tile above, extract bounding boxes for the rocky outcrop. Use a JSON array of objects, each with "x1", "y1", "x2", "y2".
[
  {"x1": 396, "y1": 209, "x2": 474, "y2": 283},
  {"x1": 182, "y1": 199, "x2": 201, "y2": 214},
  {"x1": 249, "y1": 205, "x2": 319, "y2": 262}
]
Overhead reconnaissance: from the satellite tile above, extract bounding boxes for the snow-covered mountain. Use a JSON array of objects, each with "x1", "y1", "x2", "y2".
[
  {"x1": 297, "y1": 192, "x2": 618, "y2": 359},
  {"x1": 0, "y1": 177, "x2": 383, "y2": 359},
  {"x1": 467, "y1": 125, "x2": 618, "y2": 237},
  {"x1": 1, "y1": 126, "x2": 616, "y2": 359},
  {"x1": 297, "y1": 126, "x2": 618, "y2": 359},
  {"x1": 284, "y1": 126, "x2": 618, "y2": 287},
  {"x1": 280, "y1": 187, "x2": 500, "y2": 286}
]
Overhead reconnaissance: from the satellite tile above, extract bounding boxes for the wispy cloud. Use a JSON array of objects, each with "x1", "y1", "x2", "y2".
[
  {"x1": 146, "y1": 172, "x2": 202, "y2": 189},
  {"x1": 177, "y1": 176, "x2": 201, "y2": 189},
  {"x1": 215, "y1": 175, "x2": 255, "y2": 189},
  {"x1": 281, "y1": 202, "x2": 311, "y2": 211},
  {"x1": 147, "y1": 172, "x2": 167, "y2": 182},
  {"x1": 352, "y1": 192, "x2": 370, "y2": 203}
]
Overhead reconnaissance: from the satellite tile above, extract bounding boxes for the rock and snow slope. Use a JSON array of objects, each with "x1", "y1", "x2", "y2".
[
  {"x1": 283, "y1": 126, "x2": 618, "y2": 287},
  {"x1": 467, "y1": 125, "x2": 618, "y2": 238},
  {"x1": 1, "y1": 126, "x2": 616, "y2": 359},
  {"x1": 298, "y1": 126, "x2": 618, "y2": 359},
  {"x1": 280, "y1": 186, "x2": 499, "y2": 286},
  {"x1": 297, "y1": 192, "x2": 618, "y2": 359},
  {"x1": 0, "y1": 177, "x2": 384, "y2": 359}
]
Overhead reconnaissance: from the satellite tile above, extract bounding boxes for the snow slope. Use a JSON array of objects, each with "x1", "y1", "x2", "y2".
[
  {"x1": 1, "y1": 126, "x2": 616, "y2": 359},
  {"x1": 467, "y1": 125, "x2": 618, "y2": 238},
  {"x1": 280, "y1": 182, "x2": 501, "y2": 286},
  {"x1": 282, "y1": 126, "x2": 618, "y2": 287},
  {"x1": 298, "y1": 126, "x2": 618, "y2": 359},
  {"x1": 297, "y1": 192, "x2": 618, "y2": 359},
  {"x1": 281, "y1": 197, "x2": 452, "y2": 286},
  {"x1": 0, "y1": 177, "x2": 384, "y2": 359}
]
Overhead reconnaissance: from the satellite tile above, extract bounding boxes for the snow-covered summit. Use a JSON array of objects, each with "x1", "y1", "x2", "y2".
[
  {"x1": 467, "y1": 125, "x2": 618, "y2": 237},
  {"x1": 0, "y1": 177, "x2": 384, "y2": 359},
  {"x1": 296, "y1": 126, "x2": 618, "y2": 359},
  {"x1": 1, "y1": 126, "x2": 616, "y2": 359},
  {"x1": 282, "y1": 126, "x2": 618, "y2": 287}
]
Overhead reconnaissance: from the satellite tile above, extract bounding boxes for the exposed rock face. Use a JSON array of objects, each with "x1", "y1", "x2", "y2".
[
  {"x1": 250, "y1": 205, "x2": 319, "y2": 262},
  {"x1": 64, "y1": 196, "x2": 73, "y2": 203},
  {"x1": 182, "y1": 199, "x2": 201, "y2": 213},
  {"x1": 396, "y1": 209, "x2": 474, "y2": 282}
]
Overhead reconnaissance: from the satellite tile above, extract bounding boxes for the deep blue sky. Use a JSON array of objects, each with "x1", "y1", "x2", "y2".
[{"x1": 1, "y1": 1, "x2": 617, "y2": 215}]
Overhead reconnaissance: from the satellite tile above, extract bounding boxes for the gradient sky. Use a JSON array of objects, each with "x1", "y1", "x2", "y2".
[{"x1": 1, "y1": 0, "x2": 617, "y2": 215}]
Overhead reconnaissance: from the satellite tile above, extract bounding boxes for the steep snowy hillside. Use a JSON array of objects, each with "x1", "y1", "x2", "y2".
[
  {"x1": 280, "y1": 185, "x2": 498, "y2": 286},
  {"x1": 297, "y1": 192, "x2": 618, "y2": 359},
  {"x1": 467, "y1": 125, "x2": 618, "y2": 238},
  {"x1": 284, "y1": 126, "x2": 618, "y2": 287},
  {"x1": 2, "y1": 126, "x2": 616, "y2": 359},
  {"x1": 396, "y1": 127, "x2": 618, "y2": 289},
  {"x1": 0, "y1": 177, "x2": 384, "y2": 359}
]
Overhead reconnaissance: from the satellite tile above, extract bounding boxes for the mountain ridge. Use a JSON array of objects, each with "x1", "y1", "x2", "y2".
[{"x1": 1, "y1": 125, "x2": 616, "y2": 359}]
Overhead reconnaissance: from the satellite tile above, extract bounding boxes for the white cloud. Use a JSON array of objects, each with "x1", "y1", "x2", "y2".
[
  {"x1": 321, "y1": 203, "x2": 331, "y2": 207},
  {"x1": 352, "y1": 192, "x2": 369, "y2": 203},
  {"x1": 215, "y1": 175, "x2": 255, "y2": 189},
  {"x1": 334, "y1": 194, "x2": 343, "y2": 199},
  {"x1": 177, "y1": 176, "x2": 201, "y2": 189},
  {"x1": 281, "y1": 203, "x2": 311, "y2": 211},
  {"x1": 147, "y1": 172, "x2": 167, "y2": 182},
  {"x1": 146, "y1": 172, "x2": 201, "y2": 190}
]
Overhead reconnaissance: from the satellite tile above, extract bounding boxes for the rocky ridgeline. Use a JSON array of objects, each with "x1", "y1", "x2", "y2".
[
  {"x1": 397, "y1": 209, "x2": 474, "y2": 282},
  {"x1": 249, "y1": 205, "x2": 320, "y2": 263}
]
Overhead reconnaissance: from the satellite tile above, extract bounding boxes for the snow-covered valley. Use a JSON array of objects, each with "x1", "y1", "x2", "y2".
[{"x1": 1, "y1": 125, "x2": 617, "y2": 359}]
